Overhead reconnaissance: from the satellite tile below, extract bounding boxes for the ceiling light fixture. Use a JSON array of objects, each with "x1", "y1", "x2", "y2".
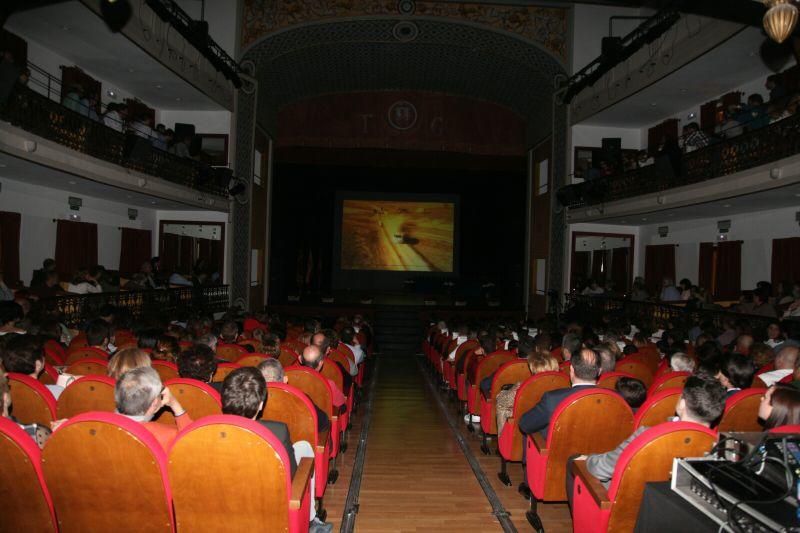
[
  {"x1": 763, "y1": 0, "x2": 798, "y2": 44},
  {"x1": 100, "y1": 0, "x2": 132, "y2": 33}
]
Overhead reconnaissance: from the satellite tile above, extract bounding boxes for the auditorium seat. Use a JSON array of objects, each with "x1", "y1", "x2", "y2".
[
  {"x1": 44, "y1": 339, "x2": 66, "y2": 364},
  {"x1": 597, "y1": 371, "x2": 635, "y2": 390},
  {"x1": 525, "y1": 388, "x2": 634, "y2": 530},
  {"x1": 479, "y1": 359, "x2": 531, "y2": 452},
  {"x1": 717, "y1": 389, "x2": 763, "y2": 432},
  {"x1": 264, "y1": 383, "x2": 331, "y2": 502},
  {"x1": 497, "y1": 371, "x2": 570, "y2": 485},
  {"x1": 55, "y1": 375, "x2": 116, "y2": 418},
  {"x1": 571, "y1": 422, "x2": 717, "y2": 533},
  {"x1": 237, "y1": 354, "x2": 270, "y2": 367},
  {"x1": 39, "y1": 363, "x2": 59, "y2": 386},
  {"x1": 0, "y1": 416, "x2": 57, "y2": 532},
  {"x1": 151, "y1": 360, "x2": 180, "y2": 382},
  {"x1": 169, "y1": 415, "x2": 312, "y2": 533},
  {"x1": 68, "y1": 334, "x2": 88, "y2": 349},
  {"x1": 216, "y1": 343, "x2": 247, "y2": 362},
  {"x1": 647, "y1": 371, "x2": 690, "y2": 396},
  {"x1": 751, "y1": 376, "x2": 769, "y2": 389},
  {"x1": 178, "y1": 340, "x2": 193, "y2": 352},
  {"x1": 466, "y1": 350, "x2": 515, "y2": 423},
  {"x1": 212, "y1": 362, "x2": 241, "y2": 383},
  {"x1": 7, "y1": 373, "x2": 57, "y2": 427},
  {"x1": 633, "y1": 388, "x2": 682, "y2": 429},
  {"x1": 279, "y1": 346, "x2": 301, "y2": 368},
  {"x1": 770, "y1": 424, "x2": 800, "y2": 434},
  {"x1": 63, "y1": 346, "x2": 108, "y2": 365},
  {"x1": 319, "y1": 358, "x2": 352, "y2": 434},
  {"x1": 65, "y1": 358, "x2": 108, "y2": 376},
  {"x1": 615, "y1": 359, "x2": 654, "y2": 387},
  {"x1": 456, "y1": 348, "x2": 479, "y2": 404},
  {"x1": 44, "y1": 345, "x2": 64, "y2": 366},
  {"x1": 237, "y1": 339, "x2": 262, "y2": 352},
  {"x1": 559, "y1": 360, "x2": 571, "y2": 373},
  {"x1": 285, "y1": 367, "x2": 341, "y2": 468},
  {"x1": 155, "y1": 378, "x2": 221, "y2": 426},
  {"x1": 42, "y1": 412, "x2": 174, "y2": 532},
  {"x1": 447, "y1": 339, "x2": 478, "y2": 392},
  {"x1": 633, "y1": 345, "x2": 661, "y2": 374}
]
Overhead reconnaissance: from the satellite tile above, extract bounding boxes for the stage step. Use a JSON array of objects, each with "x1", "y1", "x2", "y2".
[{"x1": 373, "y1": 308, "x2": 422, "y2": 356}]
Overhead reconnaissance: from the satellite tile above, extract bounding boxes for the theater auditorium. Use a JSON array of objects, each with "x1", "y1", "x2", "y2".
[{"x1": 0, "y1": 0, "x2": 799, "y2": 531}]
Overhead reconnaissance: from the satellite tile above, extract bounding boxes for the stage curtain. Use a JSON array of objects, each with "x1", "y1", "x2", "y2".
[
  {"x1": 771, "y1": 237, "x2": 800, "y2": 286},
  {"x1": 611, "y1": 247, "x2": 630, "y2": 292},
  {"x1": 644, "y1": 244, "x2": 676, "y2": 294},
  {"x1": 0, "y1": 211, "x2": 21, "y2": 286},
  {"x1": 716, "y1": 241, "x2": 742, "y2": 300},
  {"x1": 55, "y1": 220, "x2": 97, "y2": 281},
  {"x1": 698, "y1": 242, "x2": 714, "y2": 293},
  {"x1": 119, "y1": 228, "x2": 151, "y2": 277}
]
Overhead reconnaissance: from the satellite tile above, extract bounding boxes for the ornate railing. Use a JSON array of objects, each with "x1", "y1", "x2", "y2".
[
  {"x1": 564, "y1": 294, "x2": 790, "y2": 334},
  {"x1": 559, "y1": 111, "x2": 800, "y2": 208},
  {"x1": 0, "y1": 85, "x2": 229, "y2": 197},
  {"x1": 37, "y1": 285, "x2": 230, "y2": 327}
]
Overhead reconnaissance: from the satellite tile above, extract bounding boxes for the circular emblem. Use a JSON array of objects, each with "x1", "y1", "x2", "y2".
[
  {"x1": 388, "y1": 100, "x2": 417, "y2": 130},
  {"x1": 392, "y1": 20, "x2": 419, "y2": 42},
  {"x1": 397, "y1": 0, "x2": 416, "y2": 15}
]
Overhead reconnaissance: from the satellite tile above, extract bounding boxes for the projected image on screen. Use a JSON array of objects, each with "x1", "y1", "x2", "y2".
[{"x1": 341, "y1": 200, "x2": 455, "y2": 272}]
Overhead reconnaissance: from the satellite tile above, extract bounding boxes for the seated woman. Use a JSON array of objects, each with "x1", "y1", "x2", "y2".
[
  {"x1": 66, "y1": 267, "x2": 103, "y2": 294},
  {"x1": 759, "y1": 384, "x2": 800, "y2": 429},
  {"x1": 494, "y1": 347, "x2": 558, "y2": 435},
  {"x1": 153, "y1": 335, "x2": 180, "y2": 363},
  {"x1": 107, "y1": 348, "x2": 151, "y2": 380}
]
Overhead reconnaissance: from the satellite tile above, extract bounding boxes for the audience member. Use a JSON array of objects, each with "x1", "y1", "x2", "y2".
[
  {"x1": 659, "y1": 278, "x2": 681, "y2": 301},
  {"x1": 495, "y1": 349, "x2": 558, "y2": 434},
  {"x1": 759, "y1": 384, "x2": 800, "y2": 429},
  {"x1": 257, "y1": 357, "x2": 330, "y2": 434},
  {"x1": 759, "y1": 345, "x2": 798, "y2": 386},
  {"x1": 300, "y1": 344, "x2": 345, "y2": 410},
  {"x1": 614, "y1": 377, "x2": 647, "y2": 412},
  {"x1": 716, "y1": 353, "x2": 755, "y2": 398},
  {"x1": 670, "y1": 352, "x2": 696, "y2": 373},
  {"x1": 177, "y1": 345, "x2": 219, "y2": 392},
  {"x1": 107, "y1": 348, "x2": 151, "y2": 380}
]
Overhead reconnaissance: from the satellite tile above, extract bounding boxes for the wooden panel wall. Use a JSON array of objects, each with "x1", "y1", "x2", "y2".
[
  {"x1": 529, "y1": 138, "x2": 551, "y2": 318},
  {"x1": 249, "y1": 129, "x2": 269, "y2": 310}
]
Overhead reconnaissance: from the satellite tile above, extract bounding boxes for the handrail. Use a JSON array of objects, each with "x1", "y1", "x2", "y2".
[
  {"x1": 564, "y1": 294, "x2": 791, "y2": 334},
  {"x1": 37, "y1": 285, "x2": 230, "y2": 327},
  {"x1": 0, "y1": 84, "x2": 229, "y2": 197},
  {"x1": 559, "y1": 110, "x2": 800, "y2": 208}
]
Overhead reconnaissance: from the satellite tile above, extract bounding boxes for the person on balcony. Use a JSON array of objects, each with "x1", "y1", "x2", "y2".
[
  {"x1": 681, "y1": 123, "x2": 709, "y2": 153},
  {"x1": 29, "y1": 270, "x2": 65, "y2": 300},
  {"x1": 766, "y1": 74, "x2": 787, "y2": 103},
  {"x1": 67, "y1": 267, "x2": 103, "y2": 294},
  {"x1": 61, "y1": 84, "x2": 83, "y2": 114},
  {"x1": 102, "y1": 102, "x2": 126, "y2": 132},
  {"x1": 751, "y1": 288, "x2": 778, "y2": 318},
  {"x1": 79, "y1": 92, "x2": 100, "y2": 121},
  {"x1": 581, "y1": 279, "x2": 604, "y2": 296},
  {"x1": 130, "y1": 113, "x2": 154, "y2": 140},
  {"x1": 30, "y1": 258, "x2": 56, "y2": 289},
  {"x1": 0, "y1": 50, "x2": 21, "y2": 107},
  {"x1": 659, "y1": 278, "x2": 681, "y2": 301}
]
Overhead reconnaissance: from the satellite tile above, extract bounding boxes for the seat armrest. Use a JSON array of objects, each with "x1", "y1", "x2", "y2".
[
  {"x1": 506, "y1": 416, "x2": 515, "y2": 426},
  {"x1": 531, "y1": 433, "x2": 548, "y2": 455},
  {"x1": 572, "y1": 460, "x2": 612, "y2": 510},
  {"x1": 290, "y1": 457, "x2": 314, "y2": 509},
  {"x1": 316, "y1": 428, "x2": 330, "y2": 452}
]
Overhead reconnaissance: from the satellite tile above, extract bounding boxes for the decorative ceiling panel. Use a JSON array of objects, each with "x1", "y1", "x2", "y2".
[{"x1": 242, "y1": 0, "x2": 568, "y2": 62}]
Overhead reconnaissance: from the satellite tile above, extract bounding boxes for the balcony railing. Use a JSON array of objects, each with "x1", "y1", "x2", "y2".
[
  {"x1": 0, "y1": 85, "x2": 230, "y2": 197},
  {"x1": 565, "y1": 294, "x2": 791, "y2": 334},
  {"x1": 559, "y1": 111, "x2": 800, "y2": 208},
  {"x1": 38, "y1": 285, "x2": 230, "y2": 327}
]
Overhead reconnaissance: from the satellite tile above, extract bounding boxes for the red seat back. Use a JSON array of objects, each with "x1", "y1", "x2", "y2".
[
  {"x1": 7, "y1": 373, "x2": 56, "y2": 427},
  {"x1": 615, "y1": 359, "x2": 654, "y2": 387},
  {"x1": 56, "y1": 375, "x2": 117, "y2": 419},
  {"x1": 597, "y1": 371, "x2": 635, "y2": 391},
  {"x1": 212, "y1": 362, "x2": 241, "y2": 383},
  {"x1": 237, "y1": 354, "x2": 270, "y2": 367},
  {"x1": 151, "y1": 360, "x2": 180, "y2": 382},
  {"x1": 64, "y1": 346, "x2": 108, "y2": 365},
  {"x1": 0, "y1": 417, "x2": 56, "y2": 531},
  {"x1": 285, "y1": 367, "x2": 334, "y2": 419},
  {"x1": 156, "y1": 379, "x2": 222, "y2": 426},
  {"x1": 648, "y1": 371, "x2": 690, "y2": 396},
  {"x1": 718, "y1": 389, "x2": 763, "y2": 432},
  {"x1": 262, "y1": 383, "x2": 319, "y2": 446},
  {"x1": 65, "y1": 358, "x2": 109, "y2": 377},
  {"x1": 216, "y1": 343, "x2": 247, "y2": 362},
  {"x1": 634, "y1": 388, "x2": 682, "y2": 429}
]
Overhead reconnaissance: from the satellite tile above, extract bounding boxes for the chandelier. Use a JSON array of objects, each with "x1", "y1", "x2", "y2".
[{"x1": 763, "y1": 0, "x2": 799, "y2": 43}]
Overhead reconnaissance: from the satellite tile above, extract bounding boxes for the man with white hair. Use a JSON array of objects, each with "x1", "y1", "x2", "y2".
[
  {"x1": 115, "y1": 367, "x2": 191, "y2": 451},
  {"x1": 759, "y1": 345, "x2": 799, "y2": 386},
  {"x1": 258, "y1": 358, "x2": 331, "y2": 433}
]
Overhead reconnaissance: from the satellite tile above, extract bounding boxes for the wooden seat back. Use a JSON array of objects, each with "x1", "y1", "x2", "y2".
[
  {"x1": 634, "y1": 388, "x2": 682, "y2": 428},
  {"x1": 65, "y1": 358, "x2": 109, "y2": 377},
  {"x1": 42, "y1": 413, "x2": 174, "y2": 532},
  {"x1": 484, "y1": 360, "x2": 531, "y2": 434},
  {"x1": 327, "y1": 350, "x2": 351, "y2": 372},
  {"x1": 155, "y1": 379, "x2": 221, "y2": 426},
  {"x1": 285, "y1": 367, "x2": 333, "y2": 418},
  {"x1": 39, "y1": 364, "x2": 59, "y2": 386},
  {"x1": 44, "y1": 339, "x2": 65, "y2": 362},
  {"x1": 537, "y1": 389, "x2": 634, "y2": 500},
  {"x1": 237, "y1": 354, "x2": 270, "y2": 367},
  {"x1": 453, "y1": 339, "x2": 479, "y2": 368},
  {"x1": 605, "y1": 423, "x2": 716, "y2": 532},
  {"x1": 635, "y1": 346, "x2": 661, "y2": 373},
  {"x1": 504, "y1": 371, "x2": 570, "y2": 461},
  {"x1": 648, "y1": 371, "x2": 690, "y2": 395},
  {"x1": 151, "y1": 360, "x2": 180, "y2": 382},
  {"x1": 319, "y1": 359, "x2": 345, "y2": 396},
  {"x1": 56, "y1": 375, "x2": 116, "y2": 419},
  {"x1": 615, "y1": 359, "x2": 654, "y2": 387},
  {"x1": 216, "y1": 343, "x2": 247, "y2": 362},
  {"x1": 7, "y1": 373, "x2": 56, "y2": 426},
  {"x1": 168, "y1": 415, "x2": 295, "y2": 532},
  {"x1": 717, "y1": 389, "x2": 764, "y2": 432},
  {"x1": 0, "y1": 417, "x2": 57, "y2": 532},
  {"x1": 44, "y1": 346, "x2": 64, "y2": 366},
  {"x1": 597, "y1": 371, "x2": 635, "y2": 391},
  {"x1": 470, "y1": 351, "x2": 515, "y2": 409},
  {"x1": 262, "y1": 383, "x2": 318, "y2": 446},
  {"x1": 64, "y1": 346, "x2": 108, "y2": 365},
  {"x1": 279, "y1": 347, "x2": 300, "y2": 368},
  {"x1": 751, "y1": 376, "x2": 769, "y2": 389},
  {"x1": 212, "y1": 362, "x2": 241, "y2": 383}
]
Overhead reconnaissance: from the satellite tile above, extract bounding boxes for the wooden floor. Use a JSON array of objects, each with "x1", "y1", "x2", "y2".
[{"x1": 324, "y1": 354, "x2": 573, "y2": 532}]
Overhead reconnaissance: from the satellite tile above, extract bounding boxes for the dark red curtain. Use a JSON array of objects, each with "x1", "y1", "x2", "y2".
[
  {"x1": 716, "y1": 241, "x2": 742, "y2": 299},
  {"x1": 179, "y1": 236, "x2": 194, "y2": 274},
  {"x1": 611, "y1": 247, "x2": 630, "y2": 292},
  {"x1": 772, "y1": 237, "x2": 800, "y2": 286},
  {"x1": 0, "y1": 211, "x2": 21, "y2": 286},
  {"x1": 55, "y1": 220, "x2": 97, "y2": 281},
  {"x1": 644, "y1": 244, "x2": 676, "y2": 294},
  {"x1": 119, "y1": 228, "x2": 152, "y2": 276},
  {"x1": 571, "y1": 251, "x2": 590, "y2": 289},
  {"x1": 160, "y1": 233, "x2": 180, "y2": 274},
  {"x1": 698, "y1": 242, "x2": 714, "y2": 293},
  {"x1": 591, "y1": 249, "x2": 605, "y2": 282}
]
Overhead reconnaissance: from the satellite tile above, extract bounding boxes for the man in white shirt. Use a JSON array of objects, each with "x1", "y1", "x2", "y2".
[
  {"x1": 340, "y1": 326, "x2": 365, "y2": 367},
  {"x1": 759, "y1": 345, "x2": 798, "y2": 387}
]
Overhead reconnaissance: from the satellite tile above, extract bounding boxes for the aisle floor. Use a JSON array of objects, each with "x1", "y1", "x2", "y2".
[{"x1": 327, "y1": 353, "x2": 572, "y2": 532}]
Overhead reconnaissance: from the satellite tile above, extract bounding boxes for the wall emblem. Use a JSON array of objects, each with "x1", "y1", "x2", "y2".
[{"x1": 388, "y1": 100, "x2": 418, "y2": 130}]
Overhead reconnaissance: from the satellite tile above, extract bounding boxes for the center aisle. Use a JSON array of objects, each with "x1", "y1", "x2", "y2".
[{"x1": 354, "y1": 353, "x2": 501, "y2": 532}]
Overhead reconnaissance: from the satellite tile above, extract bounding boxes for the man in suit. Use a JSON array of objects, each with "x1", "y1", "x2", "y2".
[
  {"x1": 519, "y1": 347, "x2": 600, "y2": 439},
  {"x1": 221, "y1": 367, "x2": 332, "y2": 533}
]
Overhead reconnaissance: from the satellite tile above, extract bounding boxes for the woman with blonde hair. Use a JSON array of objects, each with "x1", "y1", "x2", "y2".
[
  {"x1": 107, "y1": 348, "x2": 151, "y2": 380},
  {"x1": 495, "y1": 345, "x2": 559, "y2": 434}
]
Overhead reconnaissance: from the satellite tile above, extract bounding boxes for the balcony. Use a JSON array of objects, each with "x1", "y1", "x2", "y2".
[
  {"x1": 0, "y1": 84, "x2": 230, "y2": 198},
  {"x1": 38, "y1": 285, "x2": 230, "y2": 327},
  {"x1": 560, "y1": 111, "x2": 800, "y2": 210}
]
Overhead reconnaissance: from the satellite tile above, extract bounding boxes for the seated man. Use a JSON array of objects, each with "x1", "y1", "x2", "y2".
[
  {"x1": 1, "y1": 335, "x2": 76, "y2": 399},
  {"x1": 311, "y1": 330, "x2": 353, "y2": 391},
  {"x1": 614, "y1": 377, "x2": 647, "y2": 413},
  {"x1": 558, "y1": 333, "x2": 582, "y2": 362},
  {"x1": 340, "y1": 326, "x2": 365, "y2": 369},
  {"x1": 568, "y1": 376, "x2": 725, "y2": 503},
  {"x1": 760, "y1": 345, "x2": 799, "y2": 387},
  {"x1": 177, "y1": 344, "x2": 220, "y2": 393},
  {"x1": 85, "y1": 318, "x2": 112, "y2": 355},
  {"x1": 221, "y1": 367, "x2": 332, "y2": 533},
  {"x1": 717, "y1": 352, "x2": 755, "y2": 398},
  {"x1": 519, "y1": 348, "x2": 601, "y2": 439},
  {"x1": 115, "y1": 367, "x2": 191, "y2": 451},
  {"x1": 218, "y1": 320, "x2": 239, "y2": 344},
  {"x1": 257, "y1": 357, "x2": 330, "y2": 433},
  {"x1": 301, "y1": 345, "x2": 346, "y2": 412}
]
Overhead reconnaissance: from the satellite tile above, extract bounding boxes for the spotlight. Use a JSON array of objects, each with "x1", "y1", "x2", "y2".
[{"x1": 100, "y1": 0, "x2": 132, "y2": 33}]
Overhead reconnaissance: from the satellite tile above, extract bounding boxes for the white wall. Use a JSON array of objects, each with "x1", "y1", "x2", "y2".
[
  {"x1": 569, "y1": 124, "x2": 644, "y2": 179},
  {"x1": 154, "y1": 209, "x2": 230, "y2": 284},
  {"x1": 637, "y1": 206, "x2": 800, "y2": 290},
  {"x1": 156, "y1": 109, "x2": 233, "y2": 164},
  {"x1": 571, "y1": 4, "x2": 646, "y2": 74},
  {"x1": 0, "y1": 178, "x2": 157, "y2": 284},
  {"x1": 173, "y1": 0, "x2": 240, "y2": 57}
]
